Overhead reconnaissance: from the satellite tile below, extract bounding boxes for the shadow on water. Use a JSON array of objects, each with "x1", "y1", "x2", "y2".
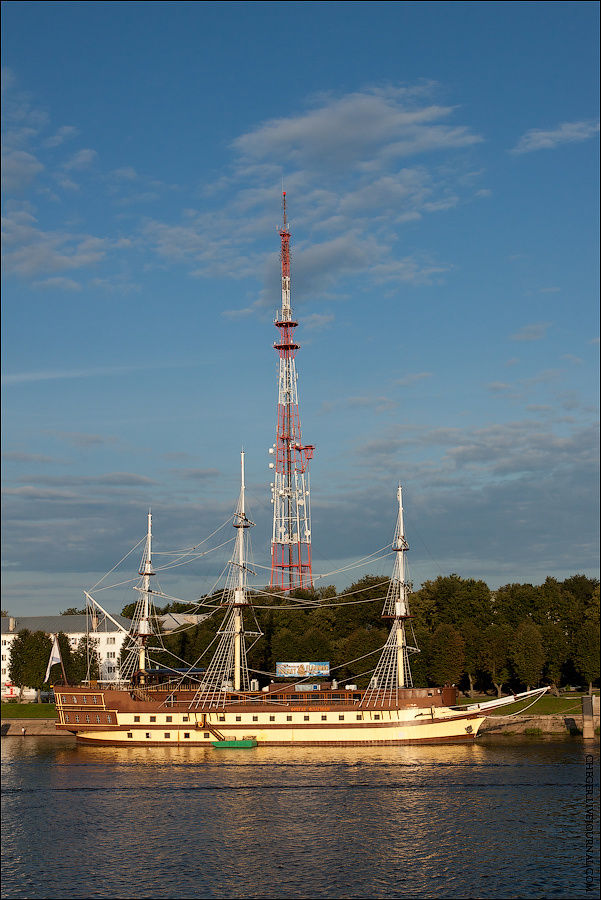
[{"x1": 1, "y1": 737, "x2": 598, "y2": 899}]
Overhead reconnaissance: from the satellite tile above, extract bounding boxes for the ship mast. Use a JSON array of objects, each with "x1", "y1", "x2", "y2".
[
  {"x1": 270, "y1": 192, "x2": 314, "y2": 591},
  {"x1": 361, "y1": 484, "x2": 419, "y2": 707},
  {"x1": 137, "y1": 511, "x2": 154, "y2": 681},
  {"x1": 193, "y1": 451, "x2": 259, "y2": 708},
  {"x1": 233, "y1": 451, "x2": 250, "y2": 691}
]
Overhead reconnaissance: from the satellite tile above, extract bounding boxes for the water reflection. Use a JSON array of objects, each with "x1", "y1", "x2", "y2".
[{"x1": 2, "y1": 737, "x2": 597, "y2": 899}]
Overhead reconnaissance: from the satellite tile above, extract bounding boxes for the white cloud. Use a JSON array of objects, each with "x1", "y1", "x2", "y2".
[
  {"x1": 62, "y1": 148, "x2": 98, "y2": 170},
  {"x1": 510, "y1": 322, "x2": 552, "y2": 342},
  {"x1": 43, "y1": 125, "x2": 79, "y2": 148},
  {"x1": 512, "y1": 119, "x2": 600, "y2": 154}
]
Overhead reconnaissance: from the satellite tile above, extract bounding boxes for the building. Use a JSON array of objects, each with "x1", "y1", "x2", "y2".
[{"x1": 1, "y1": 614, "x2": 131, "y2": 699}]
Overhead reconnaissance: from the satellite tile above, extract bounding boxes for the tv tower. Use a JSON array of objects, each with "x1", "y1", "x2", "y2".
[{"x1": 269, "y1": 192, "x2": 314, "y2": 591}]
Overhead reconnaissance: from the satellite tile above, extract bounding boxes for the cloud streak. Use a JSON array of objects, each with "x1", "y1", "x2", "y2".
[{"x1": 512, "y1": 120, "x2": 600, "y2": 154}]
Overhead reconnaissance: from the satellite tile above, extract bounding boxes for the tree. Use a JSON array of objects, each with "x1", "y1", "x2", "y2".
[
  {"x1": 461, "y1": 621, "x2": 484, "y2": 698},
  {"x1": 510, "y1": 620, "x2": 545, "y2": 690},
  {"x1": 412, "y1": 574, "x2": 492, "y2": 632},
  {"x1": 480, "y1": 624, "x2": 512, "y2": 697},
  {"x1": 60, "y1": 607, "x2": 86, "y2": 616},
  {"x1": 573, "y1": 586, "x2": 600, "y2": 695},
  {"x1": 540, "y1": 623, "x2": 568, "y2": 694},
  {"x1": 68, "y1": 636, "x2": 100, "y2": 683},
  {"x1": 427, "y1": 624, "x2": 465, "y2": 686},
  {"x1": 8, "y1": 630, "x2": 52, "y2": 701}
]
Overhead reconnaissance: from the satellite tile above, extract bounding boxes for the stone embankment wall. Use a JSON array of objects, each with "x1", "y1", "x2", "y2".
[
  {"x1": 480, "y1": 713, "x2": 599, "y2": 735},
  {"x1": 1, "y1": 719, "x2": 67, "y2": 736}
]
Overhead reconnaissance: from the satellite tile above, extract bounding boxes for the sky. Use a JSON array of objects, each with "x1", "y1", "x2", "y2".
[{"x1": 1, "y1": 1, "x2": 599, "y2": 615}]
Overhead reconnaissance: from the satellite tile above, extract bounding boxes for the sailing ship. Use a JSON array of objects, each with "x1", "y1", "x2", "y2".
[{"x1": 54, "y1": 452, "x2": 545, "y2": 746}]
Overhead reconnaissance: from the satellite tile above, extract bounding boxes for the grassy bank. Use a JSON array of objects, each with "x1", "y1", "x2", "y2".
[
  {"x1": 2, "y1": 703, "x2": 56, "y2": 719},
  {"x1": 458, "y1": 694, "x2": 591, "y2": 716}
]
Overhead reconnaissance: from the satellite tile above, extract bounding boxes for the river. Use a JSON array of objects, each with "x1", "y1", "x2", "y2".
[{"x1": 1, "y1": 736, "x2": 598, "y2": 899}]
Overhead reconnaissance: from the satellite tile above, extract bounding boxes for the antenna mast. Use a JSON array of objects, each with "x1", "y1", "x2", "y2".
[{"x1": 269, "y1": 192, "x2": 315, "y2": 591}]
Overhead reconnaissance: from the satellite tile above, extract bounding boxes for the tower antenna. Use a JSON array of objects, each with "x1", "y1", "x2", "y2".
[{"x1": 269, "y1": 192, "x2": 315, "y2": 591}]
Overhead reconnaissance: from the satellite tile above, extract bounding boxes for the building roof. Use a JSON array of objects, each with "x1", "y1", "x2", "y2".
[{"x1": 1, "y1": 614, "x2": 131, "y2": 636}]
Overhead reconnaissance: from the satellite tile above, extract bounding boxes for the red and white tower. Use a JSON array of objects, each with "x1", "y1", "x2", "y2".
[{"x1": 269, "y1": 192, "x2": 314, "y2": 591}]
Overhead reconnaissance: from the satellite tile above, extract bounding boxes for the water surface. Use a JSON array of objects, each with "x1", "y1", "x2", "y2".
[{"x1": 1, "y1": 736, "x2": 598, "y2": 899}]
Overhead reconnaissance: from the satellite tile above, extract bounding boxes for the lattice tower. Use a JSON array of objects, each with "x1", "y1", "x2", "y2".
[{"x1": 270, "y1": 192, "x2": 314, "y2": 591}]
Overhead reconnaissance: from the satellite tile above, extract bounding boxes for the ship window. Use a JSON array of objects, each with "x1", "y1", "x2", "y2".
[
  {"x1": 65, "y1": 714, "x2": 69, "y2": 722},
  {"x1": 218, "y1": 716, "x2": 225, "y2": 722},
  {"x1": 252, "y1": 716, "x2": 258, "y2": 722},
  {"x1": 96, "y1": 715, "x2": 100, "y2": 723},
  {"x1": 235, "y1": 716, "x2": 241, "y2": 722},
  {"x1": 107, "y1": 715, "x2": 112, "y2": 723},
  {"x1": 92, "y1": 696, "x2": 98, "y2": 704},
  {"x1": 127, "y1": 732, "x2": 133, "y2": 739},
  {"x1": 85, "y1": 715, "x2": 90, "y2": 723},
  {"x1": 354, "y1": 694, "x2": 361, "y2": 701},
  {"x1": 61, "y1": 695, "x2": 66, "y2": 703},
  {"x1": 184, "y1": 733, "x2": 190, "y2": 739},
  {"x1": 374, "y1": 714, "x2": 380, "y2": 720},
  {"x1": 164, "y1": 733, "x2": 170, "y2": 739},
  {"x1": 321, "y1": 715, "x2": 327, "y2": 721},
  {"x1": 269, "y1": 715, "x2": 275, "y2": 722},
  {"x1": 166, "y1": 716, "x2": 172, "y2": 722},
  {"x1": 356, "y1": 714, "x2": 363, "y2": 720},
  {"x1": 304, "y1": 715, "x2": 309, "y2": 721},
  {"x1": 72, "y1": 696, "x2": 77, "y2": 704},
  {"x1": 82, "y1": 696, "x2": 87, "y2": 704},
  {"x1": 204, "y1": 732, "x2": 210, "y2": 738},
  {"x1": 75, "y1": 715, "x2": 79, "y2": 723},
  {"x1": 150, "y1": 716, "x2": 156, "y2": 722},
  {"x1": 134, "y1": 716, "x2": 140, "y2": 722},
  {"x1": 286, "y1": 715, "x2": 292, "y2": 721},
  {"x1": 338, "y1": 715, "x2": 345, "y2": 721},
  {"x1": 183, "y1": 716, "x2": 189, "y2": 722},
  {"x1": 146, "y1": 733, "x2": 150, "y2": 739}
]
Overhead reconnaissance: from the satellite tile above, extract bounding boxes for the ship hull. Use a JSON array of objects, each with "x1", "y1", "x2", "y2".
[{"x1": 55, "y1": 684, "x2": 485, "y2": 746}]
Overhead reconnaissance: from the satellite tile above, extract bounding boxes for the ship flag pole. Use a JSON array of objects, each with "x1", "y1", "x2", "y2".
[{"x1": 270, "y1": 191, "x2": 315, "y2": 591}]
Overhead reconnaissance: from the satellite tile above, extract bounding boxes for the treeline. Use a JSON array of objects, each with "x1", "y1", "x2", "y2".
[{"x1": 154, "y1": 573, "x2": 600, "y2": 695}]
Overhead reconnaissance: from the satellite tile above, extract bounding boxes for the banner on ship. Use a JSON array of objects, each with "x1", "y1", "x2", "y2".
[{"x1": 275, "y1": 661, "x2": 330, "y2": 678}]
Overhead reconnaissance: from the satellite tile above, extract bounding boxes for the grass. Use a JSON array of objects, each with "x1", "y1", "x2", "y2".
[
  {"x1": 458, "y1": 694, "x2": 589, "y2": 716},
  {"x1": 1, "y1": 702, "x2": 57, "y2": 719}
]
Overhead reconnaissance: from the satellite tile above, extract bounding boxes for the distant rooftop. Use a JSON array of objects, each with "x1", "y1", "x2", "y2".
[{"x1": 1, "y1": 614, "x2": 131, "y2": 635}]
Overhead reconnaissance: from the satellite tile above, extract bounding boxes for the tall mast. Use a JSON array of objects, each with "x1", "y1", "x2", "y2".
[
  {"x1": 138, "y1": 510, "x2": 154, "y2": 680},
  {"x1": 270, "y1": 191, "x2": 314, "y2": 591},
  {"x1": 233, "y1": 451, "x2": 250, "y2": 691},
  {"x1": 194, "y1": 452, "x2": 259, "y2": 708},
  {"x1": 361, "y1": 484, "x2": 418, "y2": 708}
]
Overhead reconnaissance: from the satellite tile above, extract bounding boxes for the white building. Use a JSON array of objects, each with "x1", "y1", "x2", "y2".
[{"x1": 1, "y1": 614, "x2": 131, "y2": 699}]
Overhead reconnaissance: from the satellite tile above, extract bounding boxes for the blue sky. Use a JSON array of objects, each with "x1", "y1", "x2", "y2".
[{"x1": 2, "y1": 1, "x2": 599, "y2": 614}]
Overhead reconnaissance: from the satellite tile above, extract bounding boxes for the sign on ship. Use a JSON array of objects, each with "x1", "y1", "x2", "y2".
[{"x1": 275, "y1": 661, "x2": 330, "y2": 678}]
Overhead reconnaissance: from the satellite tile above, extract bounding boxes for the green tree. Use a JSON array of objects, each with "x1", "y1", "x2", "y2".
[
  {"x1": 540, "y1": 623, "x2": 568, "y2": 694},
  {"x1": 573, "y1": 586, "x2": 600, "y2": 694},
  {"x1": 427, "y1": 624, "x2": 465, "y2": 686},
  {"x1": 510, "y1": 620, "x2": 545, "y2": 690},
  {"x1": 8, "y1": 630, "x2": 52, "y2": 701},
  {"x1": 67, "y1": 636, "x2": 100, "y2": 683},
  {"x1": 60, "y1": 607, "x2": 86, "y2": 616},
  {"x1": 412, "y1": 574, "x2": 492, "y2": 632},
  {"x1": 461, "y1": 621, "x2": 484, "y2": 698},
  {"x1": 480, "y1": 624, "x2": 512, "y2": 697}
]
